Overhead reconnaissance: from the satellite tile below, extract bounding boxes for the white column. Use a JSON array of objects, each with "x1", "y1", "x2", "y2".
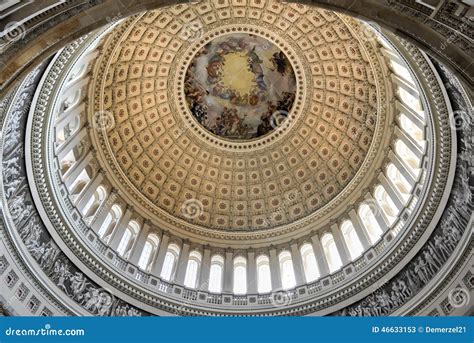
[
  {"x1": 396, "y1": 101, "x2": 425, "y2": 128},
  {"x1": 109, "y1": 207, "x2": 133, "y2": 250},
  {"x1": 90, "y1": 192, "x2": 117, "y2": 232},
  {"x1": 75, "y1": 171, "x2": 104, "y2": 209},
  {"x1": 392, "y1": 73, "x2": 418, "y2": 97},
  {"x1": 129, "y1": 222, "x2": 151, "y2": 265},
  {"x1": 175, "y1": 241, "x2": 190, "y2": 285},
  {"x1": 395, "y1": 127, "x2": 424, "y2": 161},
  {"x1": 151, "y1": 233, "x2": 169, "y2": 277},
  {"x1": 63, "y1": 151, "x2": 94, "y2": 189},
  {"x1": 269, "y1": 248, "x2": 282, "y2": 289},
  {"x1": 55, "y1": 103, "x2": 85, "y2": 132},
  {"x1": 247, "y1": 250, "x2": 257, "y2": 294},
  {"x1": 388, "y1": 150, "x2": 417, "y2": 186},
  {"x1": 330, "y1": 224, "x2": 351, "y2": 265},
  {"x1": 364, "y1": 193, "x2": 390, "y2": 232},
  {"x1": 290, "y1": 242, "x2": 306, "y2": 285},
  {"x1": 199, "y1": 247, "x2": 212, "y2": 290},
  {"x1": 223, "y1": 251, "x2": 233, "y2": 293},
  {"x1": 378, "y1": 173, "x2": 406, "y2": 212},
  {"x1": 381, "y1": 48, "x2": 404, "y2": 66},
  {"x1": 60, "y1": 76, "x2": 89, "y2": 102},
  {"x1": 310, "y1": 235, "x2": 330, "y2": 277},
  {"x1": 348, "y1": 209, "x2": 372, "y2": 249},
  {"x1": 56, "y1": 127, "x2": 88, "y2": 161}
]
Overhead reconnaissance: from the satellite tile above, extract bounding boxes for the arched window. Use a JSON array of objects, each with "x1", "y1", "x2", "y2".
[
  {"x1": 300, "y1": 243, "x2": 319, "y2": 282},
  {"x1": 56, "y1": 114, "x2": 80, "y2": 146},
  {"x1": 137, "y1": 241, "x2": 153, "y2": 271},
  {"x1": 233, "y1": 256, "x2": 247, "y2": 295},
  {"x1": 374, "y1": 185, "x2": 399, "y2": 224},
  {"x1": 386, "y1": 163, "x2": 411, "y2": 201},
  {"x1": 395, "y1": 140, "x2": 421, "y2": 173},
  {"x1": 400, "y1": 114, "x2": 424, "y2": 143},
  {"x1": 208, "y1": 255, "x2": 224, "y2": 293},
  {"x1": 340, "y1": 221, "x2": 364, "y2": 259},
  {"x1": 321, "y1": 233, "x2": 342, "y2": 272},
  {"x1": 116, "y1": 221, "x2": 140, "y2": 258},
  {"x1": 59, "y1": 89, "x2": 82, "y2": 112},
  {"x1": 256, "y1": 255, "x2": 272, "y2": 293},
  {"x1": 358, "y1": 204, "x2": 383, "y2": 244},
  {"x1": 279, "y1": 251, "x2": 296, "y2": 290},
  {"x1": 82, "y1": 186, "x2": 107, "y2": 217},
  {"x1": 69, "y1": 169, "x2": 90, "y2": 194},
  {"x1": 184, "y1": 251, "x2": 202, "y2": 289},
  {"x1": 59, "y1": 150, "x2": 76, "y2": 174},
  {"x1": 160, "y1": 244, "x2": 180, "y2": 281},
  {"x1": 137, "y1": 234, "x2": 159, "y2": 271},
  {"x1": 98, "y1": 205, "x2": 122, "y2": 241}
]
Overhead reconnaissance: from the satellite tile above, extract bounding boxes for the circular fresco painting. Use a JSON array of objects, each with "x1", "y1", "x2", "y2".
[{"x1": 184, "y1": 33, "x2": 297, "y2": 140}]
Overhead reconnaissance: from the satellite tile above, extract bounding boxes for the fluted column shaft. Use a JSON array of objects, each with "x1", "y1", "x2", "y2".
[
  {"x1": 151, "y1": 233, "x2": 169, "y2": 277},
  {"x1": 247, "y1": 251, "x2": 257, "y2": 294},
  {"x1": 199, "y1": 248, "x2": 212, "y2": 290},
  {"x1": 175, "y1": 242, "x2": 191, "y2": 285},
  {"x1": 310, "y1": 236, "x2": 330, "y2": 277},
  {"x1": 109, "y1": 207, "x2": 133, "y2": 250},
  {"x1": 290, "y1": 242, "x2": 306, "y2": 285},
  {"x1": 223, "y1": 251, "x2": 233, "y2": 293},
  {"x1": 129, "y1": 223, "x2": 151, "y2": 265},
  {"x1": 269, "y1": 248, "x2": 282, "y2": 289},
  {"x1": 349, "y1": 209, "x2": 372, "y2": 248},
  {"x1": 330, "y1": 224, "x2": 351, "y2": 265}
]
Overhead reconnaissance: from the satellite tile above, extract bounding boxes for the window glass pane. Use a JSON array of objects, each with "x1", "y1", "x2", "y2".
[
  {"x1": 137, "y1": 241, "x2": 153, "y2": 270},
  {"x1": 321, "y1": 234, "x2": 342, "y2": 272},
  {"x1": 208, "y1": 264, "x2": 223, "y2": 293},
  {"x1": 233, "y1": 257, "x2": 247, "y2": 294},
  {"x1": 184, "y1": 260, "x2": 199, "y2": 289},
  {"x1": 279, "y1": 252, "x2": 296, "y2": 289},
  {"x1": 117, "y1": 229, "x2": 132, "y2": 256},
  {"x1": 161, "y1": 251, "x2": 176, "y2": 281},
  {"x1": 257, "y1": 256, "x2": 272, "y2": 293},
  {"x1": 300, "y1": 244, "x2": 319, "y2": 282}
]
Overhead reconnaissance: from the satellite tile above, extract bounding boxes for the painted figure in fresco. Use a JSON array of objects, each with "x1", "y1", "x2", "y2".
[{"x1": 271, "y1": 51, "x2": 290, "y2": 75}]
